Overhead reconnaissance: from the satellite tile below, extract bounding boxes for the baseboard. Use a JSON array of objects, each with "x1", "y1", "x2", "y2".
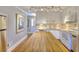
[{"x1": 7, "y1": 35, "x2": 27, "y2": 52}]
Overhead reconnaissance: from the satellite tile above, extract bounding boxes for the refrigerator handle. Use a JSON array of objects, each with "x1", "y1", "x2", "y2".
[{"x1": 0, "y1": 29, "x2": 6, "y2": 31}]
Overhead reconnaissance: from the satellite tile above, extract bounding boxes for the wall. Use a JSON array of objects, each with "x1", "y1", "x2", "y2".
[
  {"x1": 36, "y1": 11, "x2": 63, "y2": 24},
  {"x1": 0, "y1": 6, "x2": 27, "y2": 48}
]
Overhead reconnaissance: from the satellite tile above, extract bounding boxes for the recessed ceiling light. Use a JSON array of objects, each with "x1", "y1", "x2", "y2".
[{"x1": 41, "y1": 8, "x2": 44, "y2": 11}]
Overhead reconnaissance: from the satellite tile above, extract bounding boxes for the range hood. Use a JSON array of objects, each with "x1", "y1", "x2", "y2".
[
  {"x1": 65, "y1": 20, "x2": 76, "y2": 23},
  {"x1": 64, "y1": 11, "x2": 77, "y2": 24}
]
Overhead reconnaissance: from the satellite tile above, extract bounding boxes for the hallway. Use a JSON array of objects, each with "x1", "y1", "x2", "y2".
[{"x1": 13, "y1": 31, "x2": 69, "y2": 52}]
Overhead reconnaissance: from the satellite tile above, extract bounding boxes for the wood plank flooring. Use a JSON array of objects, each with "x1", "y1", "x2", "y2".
[{"x1": 13, "y1": 31, "x2": 69, "y2": 52}]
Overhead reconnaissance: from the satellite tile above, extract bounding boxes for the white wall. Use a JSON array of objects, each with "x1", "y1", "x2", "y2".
[
  {"x1": 36, "y1": 11, "x2": 63, "y2": 24},
  {"x1": 0, "y1": 6, "x2": 27, "y2": 48}
]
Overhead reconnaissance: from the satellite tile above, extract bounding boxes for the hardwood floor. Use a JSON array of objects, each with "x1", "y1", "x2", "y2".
[{"x1": 13, "y1": 31, "x2": 69, "y2": 52}]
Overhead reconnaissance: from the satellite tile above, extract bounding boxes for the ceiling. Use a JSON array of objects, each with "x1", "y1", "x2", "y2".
[
  {"x1": 19, "y1": 6, "x2": 78, "y2": 13},
  {"x1": 19, "y1": 6, "x2": 79, "y2": 23}
]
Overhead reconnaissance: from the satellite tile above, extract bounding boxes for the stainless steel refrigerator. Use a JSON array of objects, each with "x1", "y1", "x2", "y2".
[{"x1": 0, "y1": 15, "x2": 7, "y2": 52}]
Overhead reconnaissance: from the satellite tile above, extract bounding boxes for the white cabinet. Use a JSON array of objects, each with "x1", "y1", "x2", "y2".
[
  {"x1": 60, "y1": 31, "x2": 72, "y2": 50},
  {"x1": 48, "y1": 30, "x2": 61, "y2": 39},
  {"x1": 47, "y1": 29, "x2": 72, "y2": 50}
]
